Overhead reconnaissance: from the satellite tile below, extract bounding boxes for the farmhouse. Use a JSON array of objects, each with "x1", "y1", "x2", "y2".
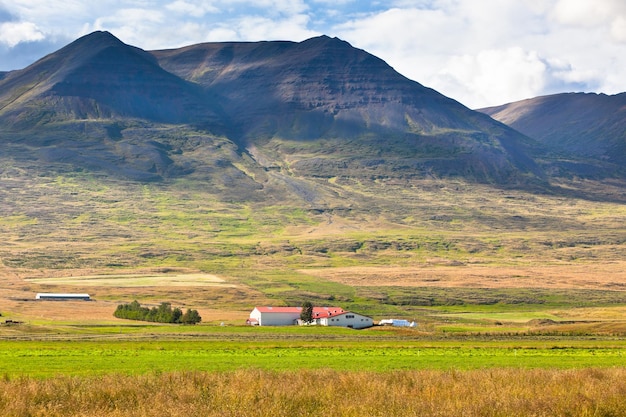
[
  {"x1": 316, "y1": 311, "x2": 373, "y2": 329},
  {"x1": 35, "y1": 293, "x2": 91, "y2": 301},
  {"x1": 248, "y1": 306, "x2": 344, "y2": 326},
  {"x1": 248, "y1": 306, "x2": 373, "y2": 329}
]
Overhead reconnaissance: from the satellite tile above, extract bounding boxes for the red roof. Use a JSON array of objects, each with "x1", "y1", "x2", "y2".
[{"x1": 255, "y1": 306, "x2": 345, "y2": 317}]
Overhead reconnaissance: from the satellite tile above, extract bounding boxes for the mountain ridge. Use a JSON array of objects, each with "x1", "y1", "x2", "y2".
[
  {"x1": 151, "y1": 33, "x2": 546, "y2": 184},
  {"x1": 0, "y1": 31, "x2": 225, "y2": 127},
  {"x1": 478, "y1": 92, "x2": 626, "y2": 178},
  {"x1": 0, "y1": 30, "x2": 610, "y2": 190}
]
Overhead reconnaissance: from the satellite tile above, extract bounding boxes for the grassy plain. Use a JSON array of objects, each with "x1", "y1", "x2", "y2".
[
  {"x1": 1, "y1": 169, "x2": 626, "y2": 415},
  {"x1": 1, "y1": 171, "x2": 626, "y2": 332},
  {"x1": 2, "y1": 336, "x2": 626, "y2": 378}
]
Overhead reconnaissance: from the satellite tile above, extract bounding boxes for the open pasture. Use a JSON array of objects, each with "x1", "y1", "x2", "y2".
[
  {"x1": 1, "y1": 337, "x2": 626, "y2": 378},
  {"x1": 1, "y1": 175, "x2": 626, "y2": 359}
]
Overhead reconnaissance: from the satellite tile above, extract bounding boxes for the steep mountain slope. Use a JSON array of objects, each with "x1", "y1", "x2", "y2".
[
  {"x1": 479, "y1": 93, "x2": 626, "y2": 176},
  {"x1": 0, "y1": 31, "x2": 222, "y2": 126},
  {"x1": 154, "y1": 36, "x2": 483, "y2": 137},
  {"x1": 153, "y1": 36, "x2": 542, "y2": 184},
  {"x1": 0, "y1": 31, "x2": 544, "y2": 187},
  {"x1": 0, "y1": 31, "x2": 231, "y2": 181}
]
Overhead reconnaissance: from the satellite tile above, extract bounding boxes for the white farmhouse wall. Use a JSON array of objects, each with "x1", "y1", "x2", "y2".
[
  {"x1": 249, "y1": 308, "x2": 263, "y2": 324},
  {"x1": 260, "y1": 311, "x2": 300, "y2": 326},
  {"x1": 250, "y1": 307, "x2": 300, "y2": 326},
  {"x1": 320, "y1": 312, "x2": 373, "y2": 329}
]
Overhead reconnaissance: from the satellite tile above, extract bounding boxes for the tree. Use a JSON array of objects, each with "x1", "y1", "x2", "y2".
[
  {"x1": 300, "y1": 301, "x2": 314, "y2": 324},
  {"x1": 156, "y1": 302, "x2": 174, "y2": 323},
  {"x1": 181, "y1": 308, "x2": 202, "y2": 325},
  {"x1": 172, "y1": 307, "x2": 183, "y2": 323}
]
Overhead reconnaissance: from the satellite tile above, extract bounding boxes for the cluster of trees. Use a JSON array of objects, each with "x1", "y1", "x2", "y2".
[{"x1": 114, "y1": 300, "x2": 201, "y2": 324}]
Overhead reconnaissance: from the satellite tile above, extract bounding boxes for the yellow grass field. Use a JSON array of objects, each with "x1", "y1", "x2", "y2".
[
  {"x1": 3, "y1": 368, "x2": 626, "y2": 417},
  {"x1": 0, "y1": 267, "x2": 255, "y2": 323},
  {"x1": 302, "y1": 261, "x2": 626, "y2": 290},
  {"x1": 25, "y1": 272, "x2": 231, "y2": 287}
]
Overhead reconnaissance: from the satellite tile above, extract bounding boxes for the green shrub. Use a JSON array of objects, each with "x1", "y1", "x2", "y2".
[{"x1": 114, "y1": 300, "x2": 201, "y2": 324}]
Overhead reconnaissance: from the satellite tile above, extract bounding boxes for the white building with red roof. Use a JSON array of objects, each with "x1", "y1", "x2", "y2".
[
  {"x1": 316, "y1": 311, "x2": 373, "y2": 329},
  {"x1": 247, "y1": 306, "x2": 373, "y2": 329}
]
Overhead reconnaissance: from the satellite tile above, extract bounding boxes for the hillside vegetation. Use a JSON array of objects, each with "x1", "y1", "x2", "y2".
[
  {"x1": 1, "y1": 32, "x2": 625, "y2": 335},
  {"x1": 1, "y1": 163, "x2": 625, "y2": 334}
]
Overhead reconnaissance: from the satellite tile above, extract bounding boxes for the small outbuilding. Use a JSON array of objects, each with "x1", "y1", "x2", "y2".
[
  {"x1": 378, "y1": 319, "x2": 416, "y2": 327},
  {"x1": 35, "y1": 293, "x2": 91, "y2": 301}
]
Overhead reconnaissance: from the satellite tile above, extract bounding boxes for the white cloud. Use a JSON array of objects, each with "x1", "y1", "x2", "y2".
[
  {"x1": 333, "y1": 0, "x2": 626, "y2": 107},
  {"x1": 551, "y1": 0, "x2": 626, "y2": 27},
  {"x1": 88, "y1": 8, "x2": 167, "y2": 48},
  {"x1": 311, "y1": 0, "x2": 354, "y2": 4},
  {"x1": 205, "y1": 27, "x2": 238, "y2": 41},
  {"x1": 551, "y1": 0, "x2": 626, "y2": 43},
  {"x1": 218, "y1": 13, "x2": 318, "y2": 42},
  {"x1": 439, "y1": 48, "x2": 548, "y2": 107},
  {"x1": 0, "y1": 0, "x2": 625, "y2": 106},
  {"x1": 610, "y1": 15, "x2": 626, "y2": 42},
  {"x1": 165, "y1": 1, "x2": 220, "y2": 17},
  {"x1": 0, "y1": 21, "x2": 44, "y2": 47}
]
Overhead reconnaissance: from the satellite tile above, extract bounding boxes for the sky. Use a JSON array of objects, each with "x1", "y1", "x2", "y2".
[{"x1": 0, "y1": 0, "x2": 625, "y2": 108}]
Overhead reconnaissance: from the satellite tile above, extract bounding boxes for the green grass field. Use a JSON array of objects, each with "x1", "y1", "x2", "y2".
[{"x1": 1, "y1": 332, "x2": 626, "y2": 379}]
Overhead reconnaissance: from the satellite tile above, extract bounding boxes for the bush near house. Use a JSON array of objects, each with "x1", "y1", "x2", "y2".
[{"x1": 114, "y1": 300, "x2": 201, "y2": 324}]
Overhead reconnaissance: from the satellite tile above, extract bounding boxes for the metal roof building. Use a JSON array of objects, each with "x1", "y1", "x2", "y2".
[{"x1": 35, "y1": 293, "x2": 91, "y2": 301}]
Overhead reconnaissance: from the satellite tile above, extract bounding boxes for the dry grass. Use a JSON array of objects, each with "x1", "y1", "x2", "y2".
[
  {"x1": 1, "y1": 368, "x2": 626, "y2": 416},
  {"x1": 2, "y1": 174, "x2": 626, "y2": 326},
  {"x1": 0, "y1": 266, "x2": 265, "y2": 323},
  {"x1": 302, "y1": 262, "x2": 626, "y2": 290},
  {"x1": 24, "y1": 272, "x2": 230, "y2": 287}
]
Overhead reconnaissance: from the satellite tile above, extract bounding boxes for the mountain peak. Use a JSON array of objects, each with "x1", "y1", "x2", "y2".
[
  {"x1": 74, "y1": 30, "x2": 121, "y2": 43},
  {"x1": 53, "y1": 31, "x2": 128, "y2": 62},
  {"x1": 0, "y1": 30, "x2": 221, "y2": 126},
  {"x1": 301, "y1": 35, "x2": 352, "y2": 47}
]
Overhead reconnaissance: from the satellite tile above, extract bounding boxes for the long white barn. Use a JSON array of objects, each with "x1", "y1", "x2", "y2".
[{"x1": 35, "y1": 293, "x2": 91, "y2": 301}]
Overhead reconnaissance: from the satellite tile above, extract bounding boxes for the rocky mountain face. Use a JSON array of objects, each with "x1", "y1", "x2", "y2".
[
  {"x1": 154, "y1": 36, "x2": 491, "y2": 139},
  {"x1": 0, "y1": 31, "x2": 224, "y2": 126},
  {"x1": 479, "y1": 93, "x2": 626, "y2": 178},
  {"x1": 0, "y1": 31, "x2": 568, "y2": 192}
]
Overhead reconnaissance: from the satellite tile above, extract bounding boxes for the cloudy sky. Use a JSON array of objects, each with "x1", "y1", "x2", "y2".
[{"x1": 1, "y1": 0, "x2": 625, "y2": 108}]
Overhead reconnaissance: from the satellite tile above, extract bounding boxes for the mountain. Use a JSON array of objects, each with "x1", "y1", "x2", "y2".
[
  {"x1": 152, "y1": 36, "x2": 543, "y2": 184},
  {"x1": 154, "y1": 36, "x2": 492, "y2": 139},
  {"x1": 479, "y1": 93, "x2": 626, "y2": 177},
  {"x1": 0, "y1": 31, "x2": 543, "y2": 187},
  {"x1": 0, "y1": 32, "x2": 228, "y2": 181},
  {"x1": 0, "y1": 31, "x2": 222, "y2": 126}
]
